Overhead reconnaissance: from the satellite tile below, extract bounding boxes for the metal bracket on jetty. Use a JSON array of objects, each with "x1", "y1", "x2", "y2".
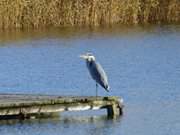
[{"x1": 0, "y1": 94, "x2": 124, "y2": 119}]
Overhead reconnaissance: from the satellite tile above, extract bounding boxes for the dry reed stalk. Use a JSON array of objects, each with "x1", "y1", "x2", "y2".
[{"x1": 0, "y1": 0, "x2": 179, "y2": 29}]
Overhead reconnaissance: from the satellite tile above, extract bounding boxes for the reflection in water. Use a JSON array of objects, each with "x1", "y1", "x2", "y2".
[
  {"x1": 0, "y1": 114, "x2": 117, "y2": 125},
  {"x1": 1, "y1": 25, "x2": 179, "y2": 44},
  {"x1": 0, "y1": 114, "x2": 122, "y2": 135}
]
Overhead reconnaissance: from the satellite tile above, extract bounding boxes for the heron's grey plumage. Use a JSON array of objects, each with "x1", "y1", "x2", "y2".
[
  {"x1": 86, "y1": 60, "x2": 109, "y2": 91},
  {"x1": 80, "y1": 53, "x2": 110, "y2": 95}
]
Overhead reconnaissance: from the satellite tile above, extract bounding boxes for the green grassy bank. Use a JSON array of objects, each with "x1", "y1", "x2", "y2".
[{"x1": 0, "y1": 0, "x2": 179, "y2": 29}]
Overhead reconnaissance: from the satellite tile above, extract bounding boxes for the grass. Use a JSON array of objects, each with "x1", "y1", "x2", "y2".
[{"x1": 0, "y1": 0, "x2": 179, "y2": 29}]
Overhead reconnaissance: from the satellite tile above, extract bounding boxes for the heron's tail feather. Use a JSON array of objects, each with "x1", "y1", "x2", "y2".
[{"x1": 105, "y1": 85, "x2": 110, "y2": 92}]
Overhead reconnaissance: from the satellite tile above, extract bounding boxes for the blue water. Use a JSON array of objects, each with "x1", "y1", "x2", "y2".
[{"x1": 0, "y1": 25, "x2": 180, "y2": 135}]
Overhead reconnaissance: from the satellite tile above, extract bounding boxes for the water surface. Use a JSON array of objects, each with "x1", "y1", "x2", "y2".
[{"x1": 0, "y1": 25, "x2": 180, "y2": 135}]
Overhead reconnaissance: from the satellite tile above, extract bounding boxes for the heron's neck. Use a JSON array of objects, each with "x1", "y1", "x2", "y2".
[{"x1": 86, "y1": 59, "x2": 95, "y2": 66}]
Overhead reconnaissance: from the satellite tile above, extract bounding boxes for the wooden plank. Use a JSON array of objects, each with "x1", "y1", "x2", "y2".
[{"x1": 0, "y1": 94, "x2": 123, "y2": 119}]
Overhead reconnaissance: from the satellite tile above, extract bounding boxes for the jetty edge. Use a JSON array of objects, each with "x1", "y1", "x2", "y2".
[{"x1": 0, "y1": 94, "x2": 124, "y2": 119}]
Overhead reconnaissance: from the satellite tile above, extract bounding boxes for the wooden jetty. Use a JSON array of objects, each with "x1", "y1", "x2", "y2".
[{"x1": 0, "y1": 94, "x2": 123, "y2": 119}]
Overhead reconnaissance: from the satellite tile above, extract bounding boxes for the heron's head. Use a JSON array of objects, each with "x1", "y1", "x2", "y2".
[{"x1": 80, "y1": 53, "x2": 95, "y2": 61}]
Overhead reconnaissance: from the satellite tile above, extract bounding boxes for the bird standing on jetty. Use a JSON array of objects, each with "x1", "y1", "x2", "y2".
[{"x1": 80, "y1": 53, "x2": 110, "y2": 97}]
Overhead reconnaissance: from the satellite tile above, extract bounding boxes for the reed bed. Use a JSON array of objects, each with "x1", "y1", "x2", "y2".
[{"x1": 0, "y1": 0, "x2": 179, "y2": 29}]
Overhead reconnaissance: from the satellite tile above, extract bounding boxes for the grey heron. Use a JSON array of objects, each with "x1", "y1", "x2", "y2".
[{"x1": 80, "y1": 53, "x2": 110, "y2": 97}]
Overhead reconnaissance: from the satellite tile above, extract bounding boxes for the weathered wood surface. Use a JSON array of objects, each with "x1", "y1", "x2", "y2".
[{"x1": 0, "y1": 94, "x2": 123, "y2": 119}]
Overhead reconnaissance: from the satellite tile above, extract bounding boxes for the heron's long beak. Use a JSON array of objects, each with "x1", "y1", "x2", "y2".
[{"x1": 79, "y1": 54, "x2": 88, "y2": 59}]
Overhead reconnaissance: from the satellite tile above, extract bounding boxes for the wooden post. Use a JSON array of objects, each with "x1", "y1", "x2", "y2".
[{"x1": 107, "y1": 103, "x2": 122, "y2": 118}]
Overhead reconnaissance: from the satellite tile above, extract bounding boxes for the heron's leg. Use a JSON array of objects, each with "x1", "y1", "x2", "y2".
[{"x1": 96, "y1": 83, "x2": 98, "y2": 98}]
